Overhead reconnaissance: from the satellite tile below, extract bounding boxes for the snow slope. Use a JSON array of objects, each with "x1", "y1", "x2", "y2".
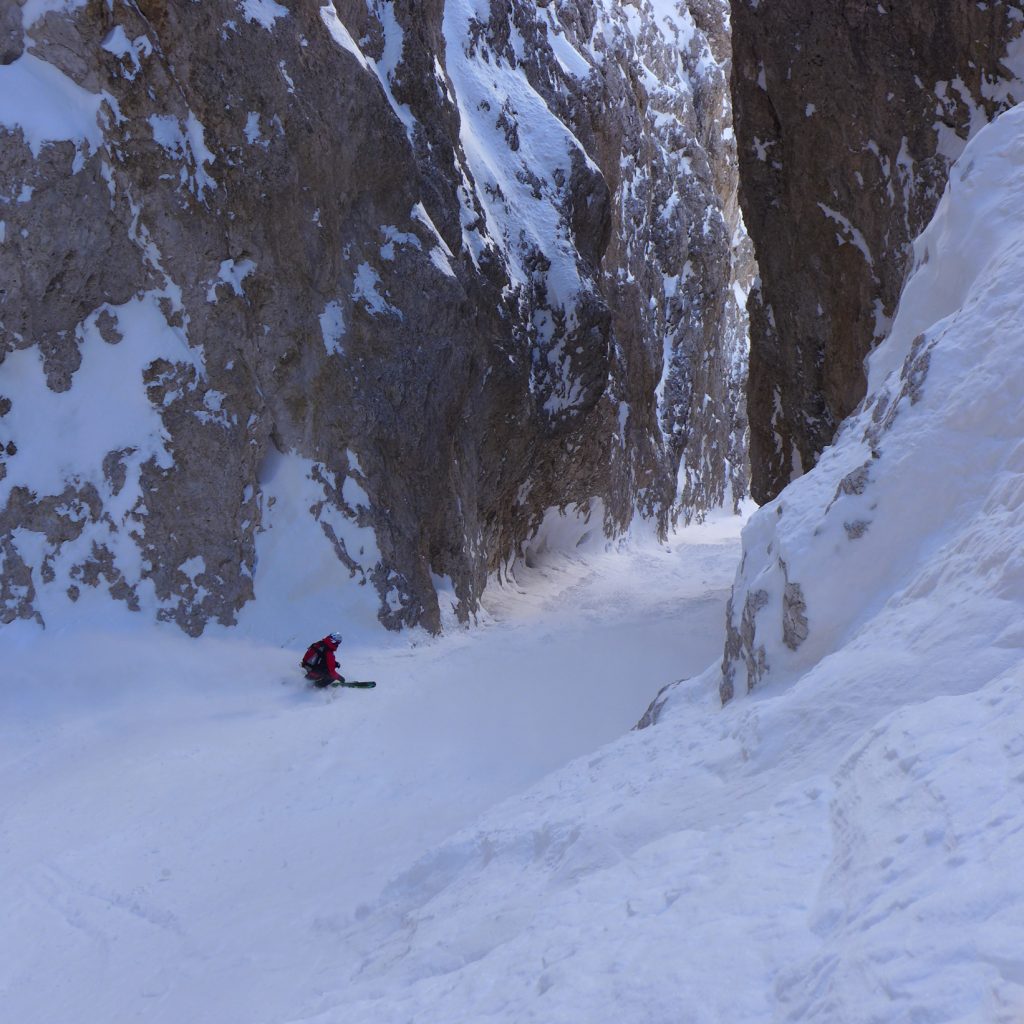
[
  {"x1": 707, "y1": 103, "x2": 1024, "y2": 1017},
  {"x1": 724, "y1": 100, "x2": 1024, "y2": 709},
  {"x1": 288, "y1": 104, "x2": 1024, "y2": 1022},
  {"x1": 0, "y1": 516, "x2": 742, "y2": 1024}
]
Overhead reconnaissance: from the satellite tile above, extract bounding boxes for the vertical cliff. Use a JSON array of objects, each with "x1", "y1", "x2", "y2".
[
  {"x1": 0, "y1": 0, "x2": 749, "y2": 635},
  {"x1": 732, "y1": 0, "x2": 1024, "y2": 503}
]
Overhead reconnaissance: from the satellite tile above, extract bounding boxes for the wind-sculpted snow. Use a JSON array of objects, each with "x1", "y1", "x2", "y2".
[
  {"x1": 722, "y1": 102, "x2": 1024, "y2": 706},
  {"x1": 0, "y1": 0, "x2": 749, "y2": 637}
]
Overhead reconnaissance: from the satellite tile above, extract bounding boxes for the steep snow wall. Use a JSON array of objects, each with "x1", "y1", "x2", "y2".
[
  {"x1": 671, "y1": 105, "x2": 1024, "y2": 1018},
  {"x1": 0, "y1": 0, "x2": 749, "y2": 636},
  {"x1": 721, "y1": 101, "x2": 1024, "y2": 706},
  {"x1": 732, "y1": 0, "x2": 1024, "y2": 503}
]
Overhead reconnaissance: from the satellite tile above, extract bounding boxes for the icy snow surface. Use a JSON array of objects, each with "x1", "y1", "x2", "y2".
[{"x1": 1, "y1": 515, "x2": 742, "y2": 1023}]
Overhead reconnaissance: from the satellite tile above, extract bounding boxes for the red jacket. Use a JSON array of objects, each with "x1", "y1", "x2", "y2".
[
  {"x1": 304, "y1": 637, "x2": 342, "y2": 680},
  {"x1": 322, "y1": 637, "x2": 342, "y2": 680}
]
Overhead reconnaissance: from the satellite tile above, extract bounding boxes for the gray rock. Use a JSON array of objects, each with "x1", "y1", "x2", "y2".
[
  {"x1": 2, "y1": 0, "x2": 749, "y2": 633},
  {"x1": 732, "y1": 0, "x2": 1024, "y2": 503},
  {"x1": 720, "y1": 586, "x2": 768, "y2": 703},
  {"x1": 634, "y1": 680, "x2": 679, "y2": 730},
  {"x1": 0, "y1": 1, "x2": 23, "y2": 66},
  {"x1": 781, "y1": 579, "x2": 808, "y2": 651},
  {"x1": 843, "y1": 520, "x2": 870, "y2": 541}
]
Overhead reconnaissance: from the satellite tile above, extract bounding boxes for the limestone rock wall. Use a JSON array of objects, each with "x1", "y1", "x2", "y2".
[
  {"x1": 732, "y1": 0, "x2": 1024, "y2": 503},
  {"x1": 0, "y1": 0, "x2": 749, "y2": 634}
]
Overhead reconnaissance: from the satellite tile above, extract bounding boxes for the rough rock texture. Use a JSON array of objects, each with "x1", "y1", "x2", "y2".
[
  {"x1": 732, "y1": 0, "x2": 1024, "y2": 503},
  {"x1": 0, "y1": 0, "x2": 749, "y2": 634}
]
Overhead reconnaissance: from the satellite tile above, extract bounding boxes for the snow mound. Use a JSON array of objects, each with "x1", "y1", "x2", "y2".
[{"x1": 723, "y1": 100, "x2": 1024, "y2": 706}]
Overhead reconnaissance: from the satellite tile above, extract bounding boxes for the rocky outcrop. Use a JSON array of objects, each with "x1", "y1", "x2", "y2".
[
  {"x1": 732, "y1": 0, "x2": 1024, "y2": 503},
  {"x1": 0, "y1": 0, "x2": 749, "y2": 634}
]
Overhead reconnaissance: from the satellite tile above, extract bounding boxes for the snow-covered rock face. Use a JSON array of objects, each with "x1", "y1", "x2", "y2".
[
  {"x1": 0, "y1": 0, "x2": 749, "y2": 636},
  {"x1": 721, "y1": 102, "x2": 1024, "y2": 705},
  {"x1": 732, "y1": 0, "x2": 1024, "y2": 504}
]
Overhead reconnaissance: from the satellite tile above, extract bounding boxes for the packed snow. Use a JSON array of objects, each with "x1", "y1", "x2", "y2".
[{"x1": 0, "y1": 515, "x2": 743, "y2": 1024}]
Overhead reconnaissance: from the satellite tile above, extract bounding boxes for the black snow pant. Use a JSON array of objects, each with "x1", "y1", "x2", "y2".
[{"x1": 307, "y1": 671, "x2": 343, "y2": 688}]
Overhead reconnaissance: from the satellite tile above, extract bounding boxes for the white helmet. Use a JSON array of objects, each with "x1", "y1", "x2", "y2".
[{"x1": 329, "y1": 632, "x2": 343, "y2": 644}]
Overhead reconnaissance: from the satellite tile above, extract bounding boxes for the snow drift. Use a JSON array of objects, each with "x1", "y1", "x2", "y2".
[{"x1": 723, "y1": 99, "x2": 1024, "y2": 708}]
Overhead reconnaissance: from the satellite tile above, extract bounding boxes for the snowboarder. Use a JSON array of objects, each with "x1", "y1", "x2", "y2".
[{"x1": 301, "y1": 632, "x2": 346, "y2": 688}]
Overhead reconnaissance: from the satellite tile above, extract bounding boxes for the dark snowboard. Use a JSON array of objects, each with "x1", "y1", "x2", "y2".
[{"x1": 326, "y1": 680, "x2": 376, "y2": 689}]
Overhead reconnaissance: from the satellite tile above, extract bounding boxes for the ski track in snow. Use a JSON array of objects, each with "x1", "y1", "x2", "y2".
[{"x1": 0, "y1": 518, "x2": 741, "y2": 1024}]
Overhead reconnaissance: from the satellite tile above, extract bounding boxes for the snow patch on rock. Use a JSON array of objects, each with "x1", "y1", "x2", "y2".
[{"x1": 0, "y1": 54, "x2": 103, "y2": 159}]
